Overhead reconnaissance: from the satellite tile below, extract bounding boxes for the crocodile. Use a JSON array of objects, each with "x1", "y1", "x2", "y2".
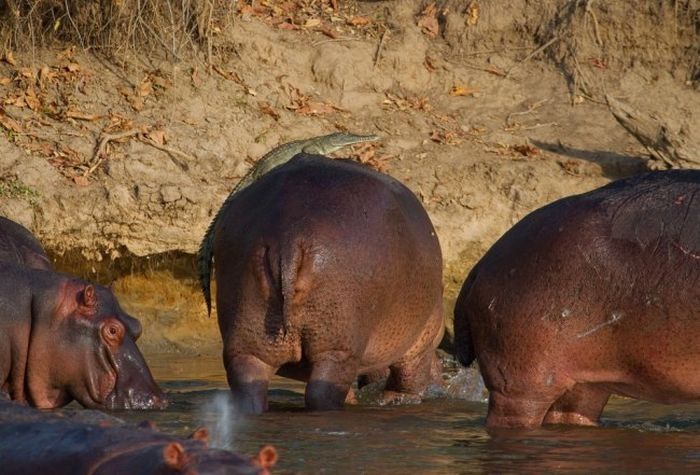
[{"x1": 198, "y1": 132, "x2": 381, "y2": 315}]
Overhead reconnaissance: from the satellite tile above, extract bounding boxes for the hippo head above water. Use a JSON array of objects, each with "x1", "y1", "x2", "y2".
[{"x1": 20, "y1": 277, "x2": 167, "y2": 410}]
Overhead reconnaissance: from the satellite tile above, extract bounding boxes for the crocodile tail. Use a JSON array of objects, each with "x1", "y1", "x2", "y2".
[{"x1": 197, "y1": 215, "x2": 219, "y2": 317}]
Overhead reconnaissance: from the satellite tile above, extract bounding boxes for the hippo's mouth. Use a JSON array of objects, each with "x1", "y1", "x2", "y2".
[{"x1": 100, "y1": 344, "x2": 168, "y2": 410}]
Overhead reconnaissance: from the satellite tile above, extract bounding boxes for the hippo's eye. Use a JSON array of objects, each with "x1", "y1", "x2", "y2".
[{"x1": 102, "y1": 321, "x2": 124, "y2": 345}]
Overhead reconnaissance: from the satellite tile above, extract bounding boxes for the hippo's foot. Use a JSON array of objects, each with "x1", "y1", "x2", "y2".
[
  {"x1": 543, "y1": 384, "x2": 609, "y2": 426},
  {"x1": 305, "y1": 351, "x2": 359, "y2": 411},
  {"x1": 225, "y1": 354, "x2": 275, "y2": 415},
  {"x1": 486, "y1": 391, "x2": 556, "y2": 429},
  {"x1": 378, "y1": 390, "x2": 422, "y2": 406}
]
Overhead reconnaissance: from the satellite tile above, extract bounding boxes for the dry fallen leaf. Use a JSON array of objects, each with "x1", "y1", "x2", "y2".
[
  {"x1": 73, "y1": 175, "x2": 89, "y2": 186},
  {"x1": 65, "y1": 109, "x2": 101, "y2": 121},
  {"x1": 65, "y1": 63, "x2": 81, "y2": 73},
  {"x1": 511, "y1": 144, "x2": 540, "y2": 157},
  {"x1": 466, "y1": 1, "x2": 480, "y2": 26},
  {"x1": 3, "y1": 50, "x2": 16, "y2": 66},
  {"x1": 57, "y1": 46, "x2": 75, "y2": 60},
  {"x1": 0, "y1": 113, "x2": 23, "y2": 133},
  {"x1": 417, "y1": 3, "x2": 439, "y2": 38},
  {"x1": 146, "y1": 129, "x2": 167, "y2": 146},
  {"x1": 259, "y1": 103, "x2": 281, "y2": 120},
  {"x1": 38, "y1": 65, "x2": 55, "y2": 89},
  {"x1": 136, "y1": 77, "x2": 153, "y2": 97},
  {"x1": 18, "y1": 68, "x2": 35, "y2": 79},
  {"x1": 128, "y1": 95, "x2": 145, "y2": 111},
  {"x1": 349, "y1": 16, "x2": 370, "y2": 26},
  {"x1": 278, "y1": 21, "x2": 299, "y2": 31},
  {"x1": 0, "y1": 77, "x2": 11, "y2": 86},
  {"x1": 24, "y1": 86, "x2": 42, "y2": 111},
  {"x1": 305, "y1": 18, "x2": 321, "y2": 28},
  {"x1": 450, "y1": 85, "x2": 480, "y2": 97},
  {"x1": 296, "y1": 101, "x2": 337, "y2": 115}
]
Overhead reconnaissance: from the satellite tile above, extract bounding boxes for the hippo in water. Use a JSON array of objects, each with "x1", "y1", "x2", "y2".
[
  {"x1": 454, "y1": 170, "x2": 699, "y2": 428},
  {"x1": 0, "y1": 216, "x2": 52, "y2": 270},
  {"x1": 0, "y1": 262, "x2": 167, "y2": 409},
  {"x1": 0, "y1": 399, "x2": 277, "y2": 474},
  {"x1": 202, "y1": 154, "x2": 444, "y2": 413}
]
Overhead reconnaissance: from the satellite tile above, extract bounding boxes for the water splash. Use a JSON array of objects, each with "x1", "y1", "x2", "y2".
[
  {"x1": 197, "y1": 392, "x2": 241, "y2": 449},
  {"x1": 445, "y1": 366, "x2": 488, "y2": 402}
]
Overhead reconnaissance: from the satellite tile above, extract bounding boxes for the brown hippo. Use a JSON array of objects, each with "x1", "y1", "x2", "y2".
[
  {"x1": 0, "y1": 399, "x2": 277, "y2": 474},
  {"x1": 204, "y1": 154, "x2": 444, "y2": 413},
  {"x1": 454, "y1": 170, "x2": 699, "y2": 429},
  {"x1": 0, "y1": 216, "x2": 52, "y2": 270},
  {"x1": 0, "y1": 262, "x2": 167, "y2": 410}
]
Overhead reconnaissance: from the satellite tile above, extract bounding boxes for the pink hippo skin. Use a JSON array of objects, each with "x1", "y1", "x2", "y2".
[
  {"x1": 454, "y1": 170, "x2": 699, "y2": 429},
  {"x1": 0, "y1": 262, "x2": 167, "y2": 410},
  {"x1": 207, "y1": 154, "x2": 444, "y2": 413}
]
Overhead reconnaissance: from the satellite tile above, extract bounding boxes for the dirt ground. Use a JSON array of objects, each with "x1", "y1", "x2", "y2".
[{"x1": 0, "y1": 0, "x2": 697, "y2": 355}]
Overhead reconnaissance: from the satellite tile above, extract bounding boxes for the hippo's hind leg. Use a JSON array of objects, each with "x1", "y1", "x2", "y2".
[
  {"x1": 382, "y1": 305, "x2": 444, "y2": 404},
  {"x1": 305, "y1": 351, "x2": 359, "y2": 411},
  {"x1": 543, "y1": 384, "x2": 610, "y2": 426},
  {"x1": 225, "y1": 354, "x2": 276, "y2": 415},
  {"x1": 358, "y1": 368, "x2": 390, "y2": 389}
]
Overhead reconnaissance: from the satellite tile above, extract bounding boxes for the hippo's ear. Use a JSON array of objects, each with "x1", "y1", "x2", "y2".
[
  {"x1": 189, "y1": 427, "x2": 209, "y2": 446},
  {"x1": 82, "y1": 285, "x2": 97, "y2": 308},
  {"x1": 162, "y1": 442, "x2": 188, "y2": 470},
  {"x1": 252, "y1": 445, "x2": 278, "y2": 470}
]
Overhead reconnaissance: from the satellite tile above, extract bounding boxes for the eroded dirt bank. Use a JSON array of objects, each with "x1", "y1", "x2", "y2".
[{"x1": 0, "y1": 0, "x2": 697, "y2": 354}]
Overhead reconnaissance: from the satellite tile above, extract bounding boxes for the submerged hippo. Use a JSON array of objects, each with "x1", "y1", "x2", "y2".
[
  {"x1": 454, "y1": 170, "x2": 699, "y2": 428},
  {"x1": 0, "y1": 216, "x2": 52, "y2": 270},
  {"x1": 204, "y1": 154, "x2": 444, "y2": 413},
  {"x1": 0, "y1": 399, "x2": 277, "y2": 474},
  {"x1": 0, "y1": 262, "x2": 166, "y2": 409}
]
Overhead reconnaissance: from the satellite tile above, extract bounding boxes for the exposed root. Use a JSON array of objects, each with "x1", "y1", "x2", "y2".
[
  {"x1": 606, "y1": 95, "x2": 700, "y2": 170},
  {"x1": 87, "y1": 128, "x2": 194, "y2": 177}
]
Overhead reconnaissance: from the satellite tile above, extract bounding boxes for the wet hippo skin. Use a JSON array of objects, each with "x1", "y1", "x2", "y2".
[
  {"x1": 0, "y1": 399, "x2": 276, "y2": 474},
  {"x1": 0, "y1": 262, "x2": 167, "y2": 410},
  {"x1": 455, "y1": 170, "x2": 700, "y2": 428},
  {"x1": 213, "y1": 154, "x2": 444, "y2": 413}
]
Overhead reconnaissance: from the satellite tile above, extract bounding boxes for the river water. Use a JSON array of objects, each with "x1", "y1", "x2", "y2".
[{"x1": 118, "y1": 354, "x2": 700, "y2": 474}]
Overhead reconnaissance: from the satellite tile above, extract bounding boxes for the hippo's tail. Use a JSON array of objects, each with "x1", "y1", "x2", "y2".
[
  {"x1": 197, "y1": 215, "x2": 219, "y2": 317},
  {"x1": 279, "y1": 243, "x2": 312, "y2": 332},
  {"x1": 453, "y1": 266, "x2": 478, "y2": 367}
]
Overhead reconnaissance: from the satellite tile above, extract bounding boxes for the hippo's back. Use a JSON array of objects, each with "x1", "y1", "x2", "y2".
[
  {"x1": 216, "y1": 153, "x2": 441, "y2": 279},
  {"x1": 456, "y1": 170, "x2": 699, "y2": 399},
  {"x1": 0, "y1": 217, "x2": 51, "y2": 270}
]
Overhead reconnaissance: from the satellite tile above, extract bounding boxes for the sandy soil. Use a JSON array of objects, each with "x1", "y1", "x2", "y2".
[{"x1": 0, "y1": 0, "x2": 697, "y2": 354}]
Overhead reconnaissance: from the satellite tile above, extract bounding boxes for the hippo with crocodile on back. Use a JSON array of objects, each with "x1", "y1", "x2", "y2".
[
  {"x1": 454, "y1": 170, "x2": 700, "y2": 429},
  {"x1": 206, "y1": 153, "x2": 444, "y2": 413},
  {"x1": 0, "y1": 261, "x2": 167, "y2": 409},
  {"x1": 0, "y1": 399, "x2": 277, "y2": 474},
  {"x1": 0, "y1": 216, "x2": 52, "y2": 270}
]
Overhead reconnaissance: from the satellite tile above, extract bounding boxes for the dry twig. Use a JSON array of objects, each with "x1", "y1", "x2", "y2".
[
  {"x1": 374, "y1": 28, "x2": 389, "y2": 68},
  {"x1": 606, "y1": 95, "x2": 700, "y2": 170},
  {"x1": 505, "y1": 36, "x2": 561, "y2": 78}
]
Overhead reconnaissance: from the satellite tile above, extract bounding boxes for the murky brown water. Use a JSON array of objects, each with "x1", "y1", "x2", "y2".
[{"x1": 117, "y1": 354, "x2": 700, "y2": 474}]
